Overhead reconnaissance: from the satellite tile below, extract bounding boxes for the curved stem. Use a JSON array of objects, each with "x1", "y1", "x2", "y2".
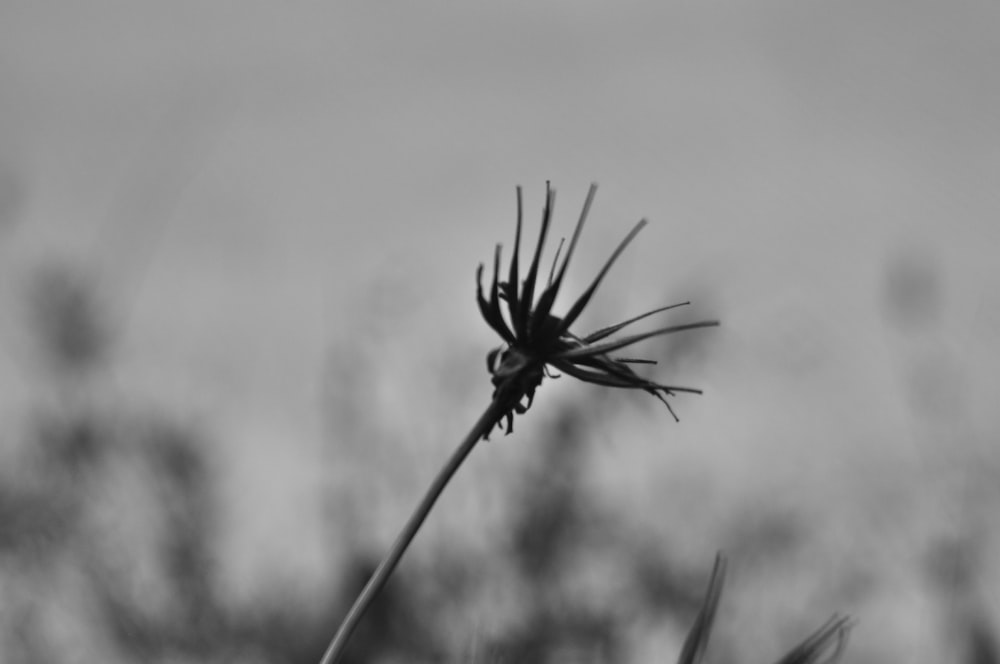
[{"x1": 319, "y1": 397, "x2": 510, "y2": 664}]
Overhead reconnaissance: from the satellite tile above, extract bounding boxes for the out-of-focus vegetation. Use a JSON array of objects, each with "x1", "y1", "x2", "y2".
[
  {"x1": 2, "y1": 253, "x2": 993, "y2": 664},
  {"x1": 1, "y1": 263, "x2": 312, "y2": 663},
  {"x1": 0, "y1": 256, "x2": 848, "y2": 664}
]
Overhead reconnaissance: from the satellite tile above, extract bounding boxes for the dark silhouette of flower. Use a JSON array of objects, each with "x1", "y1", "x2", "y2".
[{"x1": 477, "y1": 183, "x2": 719, "y2": 436}]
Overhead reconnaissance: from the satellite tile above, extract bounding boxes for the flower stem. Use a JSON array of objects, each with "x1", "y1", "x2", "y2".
[{"x1": 318, "y1": 396, "x2": 512, "y2": 664}]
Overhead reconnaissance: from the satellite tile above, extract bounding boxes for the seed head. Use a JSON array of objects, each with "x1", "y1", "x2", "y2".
[{"x1": 477, "y1": 183, "x2": 719, "y2": 437}]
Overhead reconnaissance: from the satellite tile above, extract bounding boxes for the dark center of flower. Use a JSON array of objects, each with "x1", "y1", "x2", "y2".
[{"x1": 488, "y1": 345, "x2": 542, "y2": 385}]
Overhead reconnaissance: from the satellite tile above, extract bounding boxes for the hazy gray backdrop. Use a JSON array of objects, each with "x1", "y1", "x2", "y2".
[{"x1": 1, "y1": 2, "x2": 998, "y2": 663}]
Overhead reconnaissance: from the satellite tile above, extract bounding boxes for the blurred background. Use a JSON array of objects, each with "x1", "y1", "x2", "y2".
[{"x1": 1, "y1": 1, "x2": 999, "y2": 662}]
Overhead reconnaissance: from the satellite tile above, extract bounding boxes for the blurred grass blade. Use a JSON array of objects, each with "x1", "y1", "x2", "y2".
[
  {"x1": 771, "y1": 615, "x2": 853, "y2": 664},
  {"x1": 676, "y1": 554, "x2": 727, "y2": 664}
]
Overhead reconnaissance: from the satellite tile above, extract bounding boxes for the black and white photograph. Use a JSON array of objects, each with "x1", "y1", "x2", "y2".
[{"x1": 1, "y1": 3, "x2": 998, "y2": 662}]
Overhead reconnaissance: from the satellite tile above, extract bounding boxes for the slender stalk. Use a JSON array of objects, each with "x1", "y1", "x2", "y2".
[{"x1": 319, "y1": 396, "x2": 512, "y2": 664}]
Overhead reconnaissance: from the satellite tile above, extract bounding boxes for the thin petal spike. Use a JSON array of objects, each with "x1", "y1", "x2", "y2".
[
  {"x1": 584, "y1": 302, "x2": 691, "y2": 343},
  {"x1": 553, "y1": 362, "x2": 651, "y2": 388},
  {"x1": 518, "y1": 185, "x2": 555, "y2": 335},
  {"x1": 550, "y1": 218, "x2": 648, "y2": 339},
  {"x1": 547, "y1": 238, "x2": 565, "y2": 287},
  {"x1": 555, "y1": 321, "x2": 720, "y2": 360},
  {"x1": 490, "y1": 243, "x2": 504, "y2": 311},
  {"x1": 477, "y1": 264, "x2": 515, "y2": 342},
  {"x1": 567, "y1": 355, "x2": 705, "y2": 395},
  {"x1": 507, "y1": 186, "x2": 524, "y2": 333},
  {"x1": 532, "y1": 183, "x2": 597, "y2": 338},
  {"x1": 554, "y1": 361, "x2": 702, "y2": 395},
  {"x1": 553, "y1": 364, "x2": 684, "y2": 417},
  {"x1": 653, "y1": 390, "x2": 680, "y2": 421},
  {"x1": 544, "y1": 184, "x2": 596, "y2": 294},
  {"x1": 568, "y1": 353, "x2": 686, "y2": 413},
  {"x1": 489, "y1": 249, "x2": 516, "y2": 342}
]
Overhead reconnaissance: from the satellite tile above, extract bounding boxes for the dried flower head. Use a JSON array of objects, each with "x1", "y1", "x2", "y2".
[{"x1": 477, "y1": 183, "x2": 719, "y2": 436}]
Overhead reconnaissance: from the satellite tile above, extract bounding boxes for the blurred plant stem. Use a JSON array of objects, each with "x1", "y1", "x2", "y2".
[{"x1": 319, "y1": 396, "x2": 513, "y2": 664}]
